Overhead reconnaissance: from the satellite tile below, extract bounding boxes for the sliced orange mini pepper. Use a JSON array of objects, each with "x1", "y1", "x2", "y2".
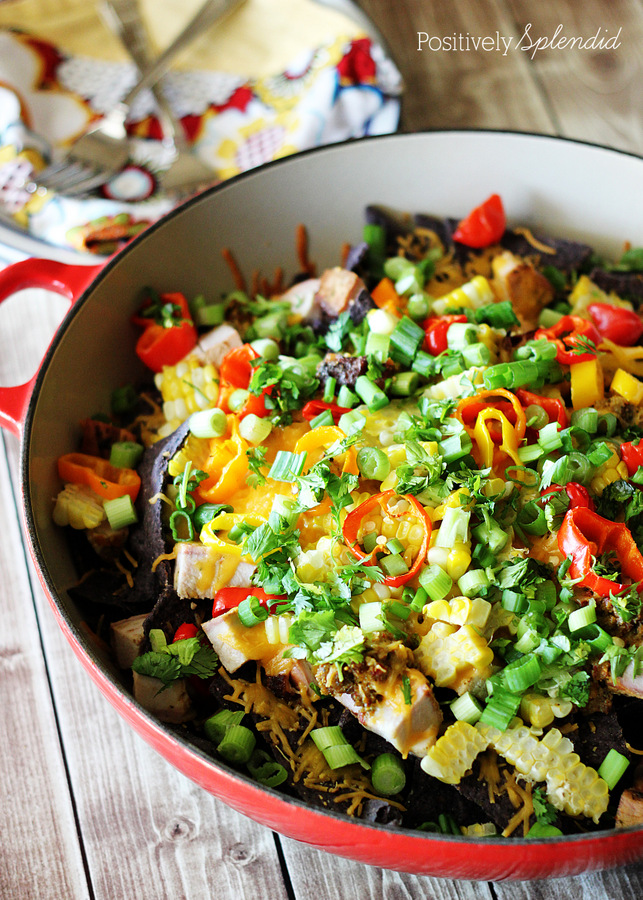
[
  {"x1": 197, "y1": 417, "x2": 249, "y2": 504},
  {"x1": 57, "y1": 453, "x2": 141, "y2": 502},
  {"x1": 455, "y1": 388, "x2": 527, "y2": 443}
]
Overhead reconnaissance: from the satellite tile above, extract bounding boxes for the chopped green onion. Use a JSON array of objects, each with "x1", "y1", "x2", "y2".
[
  {"x1": 513, "y1": 629, "x2": 541, "y2": 654},
  {"x1": 451, "y1": 692, "x2": 483, "y2": 724},
  {"x1": 517, "y1": 443, "x2": 545, "y2": 464},
  {"x1": 439, "y1": 431, "x2": 473, "y2": 464},
  {"x1": 389, "y1": 316, "x2": 425, "y2": 365},
  {"x1": 228, "y1": 388, "x2": 250, "y2": 412},
  {"x1": 103, "y1": 494, "x2": 138, "y2": 529},
  {"x1": 268, "y1": 496, "x2": 300, "y2": 531},
  {"x1": 310, "y1": 409, "x2": 335, "y2": 429},
  {"x1": 109, "y1": 441, "x2": 143, "y2": 469},
  {"x1": 354, "y1": 375, "x2": 389, "y2": 412},
  {"x1": 597, "y1": 413, "x2": 618, "y2": 437},
  {"x1": 193, "y1": 502, "x2": 233, "y2": 531},
  {"x1": 386, "y1": 599, "x2": 411, "y2": 621},
  {"x1": 525, "y1": 404, "x2": 550, "y2": 430},
  {"x1": 587, "y1": 441, "x2": 614, "y2": 467},
  {"x1": 380, "y1": 553, "x2": 409, "y2": 577},
  {"x1": 362, "y1": 532, "x2": 378, "y2": 554},
  {"x1": 517, "y1": 502, "x2": 548, "y2": 535},
  {"x1": 189, "y1": 407, "x2": 228, "y2": 439},
  {"x1": 472, "y1": 515, "x2": 508, "y2": 554},
  {"x1": 390, "y1": 371, "x2": 419, "y2": 397},
  {"x1": 514, "y1": 339, "x2": 558, "y2": 362},
  {"x1": 570, "y1": 407, "x2": 598, "y2": 434},
  {"x1": 435, "y1": 506, "x2": 470, "y2": 548},
  {"x1": 501, "y1": 589, "x2": 527, "y2": 614},
  {"x1": 412, "y1": 351, "x2": 435, "y2": 379},
  {"x1": 527, "y1": 823, "x2": 563, "y2": 838},
  {"x1": 217, "y1": 724, "x2": 257, "y2": 765},
  {"x1": 250, "y1": 338, "x2": 280, "y2": 360},
  {"x1": 407, "y1": 293, "x2": 431, "y2": 321},
  {"x1": 364, "y1": 223, "x2": 386, "y2": 260},
  {"x1": 246, "y1": 748, "x2": 288, "y2": 787},
  {"x1": 461, "y1": 342, "x2": 492, "y2": 367},
  {"x1": 338, "y1": 410, "x2": 367, "y2": 435},
  {"x1": 311, "y1": 726, "x2": 345, "y2": 751},
  {"x1": 538, "y1": 422, "x2": 564, "y2": 453},
  {"x1": 384, "y1": 256, "x2": 415, "y2": 281},
  {"x1": 322, "y1": 377, "x2": 337, "y2": 403},
  {"x1": 576, "y1": 623, "x2": 613, "y2": 653},
  {"x1": 252, "y1": 311, "x2": 287, "y2": 339},
  {"x1": 268, "y1": 450, "x2": 307, "y2": 482},
  {"x1": 544, "y1": 452, "x2": 592, "y2": 487},
  {"x1": 480, "y1": 687, "x2": 521, "y2": 731},
  {"x1": 337, "y1": 384, "x2": 359, "y2": 409},
  {"x1": 204, "y1": 709, "x2": 245, "y2": 744},
  {"x1": 568, "y1": 600, "x2": 597, "y2": 632},
  {"x1": 503, "y1": 654, "x2": 542, "y2": 693},
  {"x1": 196, "y1": 303, "x2": 225, "y2": 327},
  {"x1": 371, "y1": 753, "x2": 406, "y2": 796},
  {"x1": 446, "y1": 322, "x2": 479, "y2": 351},
  {"x1": 169, "y1": 509, "x2": 194, "y2": 542},
  {"x1": 365, "y1": 331, "x2": 391, "y2": 362},
  {"x1": 409, "y1": 585, "x2": 428, "y2": 612},
  {"x1": 458, "y1": 568, "x2": 489, "y2": 598},
  {"x1": 359, "y1": 600, "x2": 384, "y2": 633},
  {"x1": 418, "y1": 564, "x2": 453, "y2": 602},
  {"x1": 386, "y1": 537, "x2": 405, "y2": 555},
  {"x1": 323, "y1": 744, "x2": 370, "y2": 770},
  {"x1": 239, "y1": 413, "x2": 273, "y2": 445},
  {"x1": 357, "y1": 447, "x2": 391, "y2": 481},
  {"x1": 598, "y1": 749, "x2": 630, "y2": 790},
  {"x1": 237, "y1": 595, "x2": 269, "y2": 627}
]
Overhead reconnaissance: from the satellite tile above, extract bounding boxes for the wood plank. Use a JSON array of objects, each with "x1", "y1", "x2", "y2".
[
  {"x1": 0, "y1": 288, "x2": 291, "y2": 900},
  {"x1": 493, "y1": 861, "x2": 643, "y2": 899},
  {"x1": 357, "y1": 0, "x2": 555, "y2": 134},
  {"x1": 0, "y1": 433, "x2": 90, "y2": 900},
  {"x1": 504, "y1": 0, "x2": 643, "y2": 151},
  {"x1": 279, "y1": 835, "x2": 493, "y2": 900},
  {"x1": 4, "y1": 436, "x2": 292, "y2": 900}
]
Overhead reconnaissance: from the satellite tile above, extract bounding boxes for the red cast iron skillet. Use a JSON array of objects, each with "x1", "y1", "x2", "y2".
[{"x1": 2, "y1": 131, "x2": 643, "y2": 880}]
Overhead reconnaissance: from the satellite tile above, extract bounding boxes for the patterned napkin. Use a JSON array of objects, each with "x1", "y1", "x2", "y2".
[{"x1": 0, "y1": 0, "x2": 401, "y2": 255}]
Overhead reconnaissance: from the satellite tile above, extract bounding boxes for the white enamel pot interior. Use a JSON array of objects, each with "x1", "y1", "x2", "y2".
[{"x1": 16, "y1": 131, "x2": 643, "y2": 880}]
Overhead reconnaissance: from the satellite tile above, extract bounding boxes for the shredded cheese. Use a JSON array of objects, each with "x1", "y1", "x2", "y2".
[{"x1": 513, "y1": 226, "x2": 557, "y2": 255}]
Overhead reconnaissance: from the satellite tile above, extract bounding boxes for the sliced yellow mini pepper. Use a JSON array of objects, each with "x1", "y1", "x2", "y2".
[
  {"x1": 197, "y1": 416, "x2": 249, "y2": 504},
  {"x1": 473, "y1": 408, "x2": 522, "y2": 470}
]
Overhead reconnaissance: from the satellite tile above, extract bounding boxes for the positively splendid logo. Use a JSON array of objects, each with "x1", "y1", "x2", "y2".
[{"x1": 417, "y1": 24, "x2": 622, "y2": 59}]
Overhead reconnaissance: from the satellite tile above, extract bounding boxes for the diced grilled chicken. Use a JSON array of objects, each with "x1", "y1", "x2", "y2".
[
  {"x1": 315, "y1": 641, "x2": 442, "y2": 758},
  {"x1": 173, "y1": 542, "x2": 255, "y2": 599},
  {"x1": 110, "y1": 613, "x2": 148, "y2": 669},
  {"x1": 316, "y1": 267, "x2": 367, "y2": 317},
  {"x1": 280, "y1": 277, "x2": 320, "y2": 319},
  {"x1": 132, "y1": 671, "x2": 193, "y2": 724},
  {"x1": 191, "y1": 324, "x2": 242, "y2": 367},
  {"x1": 616, "y1": 788, "x2": 643, "y2": 827},
  {"x1": 202, "y1": 609, "x2": 314, "y2": 694},
  {"x1": 492, "y1": 251, "x2": 555, "y2": 330}
]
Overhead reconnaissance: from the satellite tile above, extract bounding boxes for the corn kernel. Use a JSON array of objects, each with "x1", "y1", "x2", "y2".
[
  {"x1": 447, "y1": 544, "x2": 472, "y2": 580},
  {"x1": 53, "y1": 483, "x2": 105, "y2": 530},
  {"x1": 421, "y1": 721, "x2": 490, "y2": 784}
]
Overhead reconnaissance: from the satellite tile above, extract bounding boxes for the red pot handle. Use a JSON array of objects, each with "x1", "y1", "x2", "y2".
[{"x1": 0, "y1": 258, "x2": 103, "y2": 437}]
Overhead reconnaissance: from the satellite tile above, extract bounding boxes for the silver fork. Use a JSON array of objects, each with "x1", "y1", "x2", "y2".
[
  {"x1": 34, "y1": 0, "x2": 244, "y2": 196},
  {"x1": 100, "y1": 0, "x2": 218, "y2": 197}
]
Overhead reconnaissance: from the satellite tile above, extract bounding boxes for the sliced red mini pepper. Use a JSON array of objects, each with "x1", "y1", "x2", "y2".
[
  {"x1": 212, "y1": 587, "x2": 287, "y2": 618},
  {"x1": 588, "y1": 303, "x2": 643, "y2": 347},
  {"x1": 452, "y1": 194, "x2": 506, "y2": 248},
  {"x1": 134, "y1": 292, "x2": 197, "y2": 373},
  {"x1": 301, "y1": 400, "x2": 352, "y2": 423},
  {"x1": 217, "y1": 344, "x2": 270, "y2": 419},
  {"x1": 57, "y1": 452, "x2": 141, "y2": 501},
  {"x1": 542, "y1": 482, "x2": 594, "y2": 511},
  {"x1": 423, "y1": 314, "x2": 468, "y2": 356},
  {"x1": 173, "y1": 623, "x2": 199, "y2": 642},
  {"x1": 557, "y1": 507, "x2": 643, "y2": 596},
  {"x1": 534, "y1": 315, "x2": 601, "y2": 365},
  {"x1": 515, "y1": 388, "x2": 569, "y2": 429},
  {"x1": 342, "y1": 490, "x2": 432, "y2": 588},
  {"x1": 620, "y1": 441, "x2": 643, "y2": 478}
]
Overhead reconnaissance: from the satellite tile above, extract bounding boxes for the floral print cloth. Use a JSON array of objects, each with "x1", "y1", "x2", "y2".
[{"x1": 0, "y1": 29, "x2": 401, "y2": 255}]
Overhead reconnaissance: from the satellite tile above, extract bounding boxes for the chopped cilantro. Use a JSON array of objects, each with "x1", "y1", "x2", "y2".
[
  {"x1": 246, "y1": 446, "x2": 268, "y2": 487},
  {"x1": 132, "y1": 631, "x2": 218, "y2": 687},
  {"x1": 532, "y1": 787, "x2": 558, "y2": 825}
]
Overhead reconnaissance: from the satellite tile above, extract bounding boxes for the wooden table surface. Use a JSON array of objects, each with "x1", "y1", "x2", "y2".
[{"x1": 2, "y1": 1, "x2": 643, "y2": 897}]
